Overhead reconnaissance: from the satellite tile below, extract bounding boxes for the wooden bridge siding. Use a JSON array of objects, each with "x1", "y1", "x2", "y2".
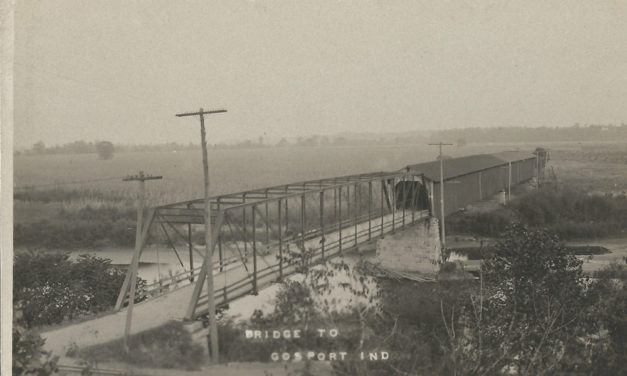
[{"x1": 431, "y1": 161, "x2": 536, "y2": 220}]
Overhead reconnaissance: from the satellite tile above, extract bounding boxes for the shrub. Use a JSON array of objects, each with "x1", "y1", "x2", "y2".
[
  {"x1": 12, "y1": 306, "x2": 59, "y2": 375},
  {"x1": 446, "y1": 208, "x2": 514, "y2": 237},
  {"x1": 14, "y1": 251, "x2": 145, "y2": 328}
]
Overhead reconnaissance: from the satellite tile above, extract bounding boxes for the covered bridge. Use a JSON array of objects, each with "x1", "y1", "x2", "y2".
[{"x1": 398, "y1": 151, "x2": 546, "y2": 220}]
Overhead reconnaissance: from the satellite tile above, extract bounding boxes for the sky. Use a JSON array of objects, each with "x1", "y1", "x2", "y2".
[{"x1": 13, "y1": 0, "x2": 627, "y2": 148}]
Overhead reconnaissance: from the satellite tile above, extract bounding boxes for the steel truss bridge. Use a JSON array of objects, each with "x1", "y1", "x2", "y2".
[{"x1": 115, "y1": 171, "x2": 430, "y2": 319}]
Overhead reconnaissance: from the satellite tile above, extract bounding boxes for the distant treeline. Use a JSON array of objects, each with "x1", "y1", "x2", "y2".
[
  {"x1": 17, "y1": 124, "x2": 627, "y2": 156},
  {"x1": 429, "y1": 123, "x2": 627, "y2": 144}
]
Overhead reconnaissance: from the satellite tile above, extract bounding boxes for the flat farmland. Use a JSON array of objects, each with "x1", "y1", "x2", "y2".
[
  {"x1": 547, "y1": 143, "x2": 627, "y2": 195},
  {"x1": 15, "y1": 143, "x2": 544, "y2": 205}
]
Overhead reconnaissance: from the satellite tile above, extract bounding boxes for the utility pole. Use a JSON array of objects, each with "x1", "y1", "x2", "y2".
[
  {"x1": 122, "y1": 171, "x2": 162, "y2": 353},
  {"x1": 428, "y1": 142, "x2": 453, "y2": 255},
  {"x1": 176, "y1": 107, "x2": 226, "y2": 364}
]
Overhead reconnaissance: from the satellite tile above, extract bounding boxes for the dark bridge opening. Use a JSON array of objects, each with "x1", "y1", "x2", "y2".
[{"x1": 395, "y1": 181, "x2": 429, "y2": 210}]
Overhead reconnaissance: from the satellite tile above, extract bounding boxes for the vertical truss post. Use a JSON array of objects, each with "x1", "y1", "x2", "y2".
[
  {"x1": 368, "y1": 181, "x2": 372, "y2": 240},
  {"x1": 300, "y1": 194, "x2": 305, "y2": 251},
  {"x1": 243, "y1": 205, "x2": 247, "y2": 257},
  {"x1": 380, "y1": 180, "x2": 385, "y2": 236},
  {"x1": 402, "y1": 176, "x2": 407, "y2": 228},
  {"x1": 338, "y1": 186, "x2": 343, "y2": 254},
  {"x1": 353, "y1": 183, "x2": 358, "y2": 246},
  {"x1": 420, "y1": 174, "x2": 428, "y2": 216},
  {"x1": 284, "y1": 187, "x2": 289, "y2": 234},
  {"x1": 319, "y1": 191, "x2": 325, "y2": 260},
  {"x1": 187, "y1": 205, "x2": 194, "y2": 282},
  {"x1": 252, "y1": 206, "x2": 258, "y2": 294},
  {"x1": 347, "y1": 184, "x2": 351, "y2": 224},
  {"x1": 429, "y1": 180, "x2": 435, "y2": 216},
  {"x1": 278, "y1": 199, "x2": 283, "y2": 281},
  {"x1": 216, "y1": 200, "x2": 223, "y2": 273},
  {"x1": 334, "y1": 186, "x2": 338, "y2": 225},
  {"x1": 411, "y1": 175, "x2": 416, "y2": 223},
  {"x1": 391, "y1": 179, "x2": 396, "y2": 232},
  {"x1": 265, "y1": 190, "x2": 269, "y2": 245}
]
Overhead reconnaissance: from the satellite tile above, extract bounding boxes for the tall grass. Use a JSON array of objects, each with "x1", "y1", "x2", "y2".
[{"x1": 447, "y1": 187, "x2": 627, "y2": 240}]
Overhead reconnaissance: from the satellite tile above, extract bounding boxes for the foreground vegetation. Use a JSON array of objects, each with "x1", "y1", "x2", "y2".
[
  {"x1": 12, "y1": 252, "x2": 149, "y2": 374},
  {"x1": 14, "y1": 225, "x2": 625, "y2": 374},
  {"x1": 69, "y1": 321, "x2": 205, "y2": 370},
  {"x1": 217, "y1": 225, "x2": 625, "y2": 375}
]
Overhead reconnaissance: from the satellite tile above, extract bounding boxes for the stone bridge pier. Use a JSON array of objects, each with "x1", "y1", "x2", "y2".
[{"x1": 375, "y1": 216, "x2": 442, "y2": 277}]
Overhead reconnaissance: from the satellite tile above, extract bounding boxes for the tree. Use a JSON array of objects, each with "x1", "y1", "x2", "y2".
[
  {"x1": 32, "y1": 141, "x2": 46, "y2": 154},
  {"x1": 276, "y1": 137, "x2": 288, "y2": 147},
  {"x1": 96, "y1": 141, "x2": 114, "y2": 160},
  {"x1": 440, "y1": 224, "x2": 596, "y2": 375}
]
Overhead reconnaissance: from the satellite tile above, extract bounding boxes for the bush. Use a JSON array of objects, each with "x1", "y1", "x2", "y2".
[
  {"x1": 446, "y1": 208, "x2": 514, "y2": 237},
  {"x1": 13, "y1": 251, "x2": 145, "y2": 328},
  {"x1": 12, "y1": 306, "x2": 59, "y2": 375}
]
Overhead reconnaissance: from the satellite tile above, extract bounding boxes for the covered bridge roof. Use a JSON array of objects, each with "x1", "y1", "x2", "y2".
[{"x1": 406, "y1": 151, "x2": 535, "y2": 181}]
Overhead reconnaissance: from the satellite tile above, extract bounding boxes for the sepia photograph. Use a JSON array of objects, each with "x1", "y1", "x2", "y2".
[{"x1": 2, "y1": 1, "x2": 626, "y2": 375}]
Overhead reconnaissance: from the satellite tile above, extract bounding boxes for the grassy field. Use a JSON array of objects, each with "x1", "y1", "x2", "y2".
[
  {"x1": 547, "y1": 145, "x2": 627, "y2": 195},
  {"x1": 13, "y1": 141, "x2": 627, "y2": 250},
  {"x1": 14, "y1": 143, "x2": 550, "y2": 203}
]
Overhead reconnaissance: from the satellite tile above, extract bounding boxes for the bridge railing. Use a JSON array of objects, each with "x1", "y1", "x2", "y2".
[
  {"x1": 194, "y1": 209, "x2": 429, "y2": 315},
  {"x1": 121, "y1": 211, "x2": 393, "y2": 305}
]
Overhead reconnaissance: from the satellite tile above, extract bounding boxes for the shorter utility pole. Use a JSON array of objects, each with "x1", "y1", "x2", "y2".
[
  {"x1": 122, "y1": 171, "x2": 162, "y2": 353},
  {"x1": 428, "y1": 142, "x2": 453, "y2": 256}
]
